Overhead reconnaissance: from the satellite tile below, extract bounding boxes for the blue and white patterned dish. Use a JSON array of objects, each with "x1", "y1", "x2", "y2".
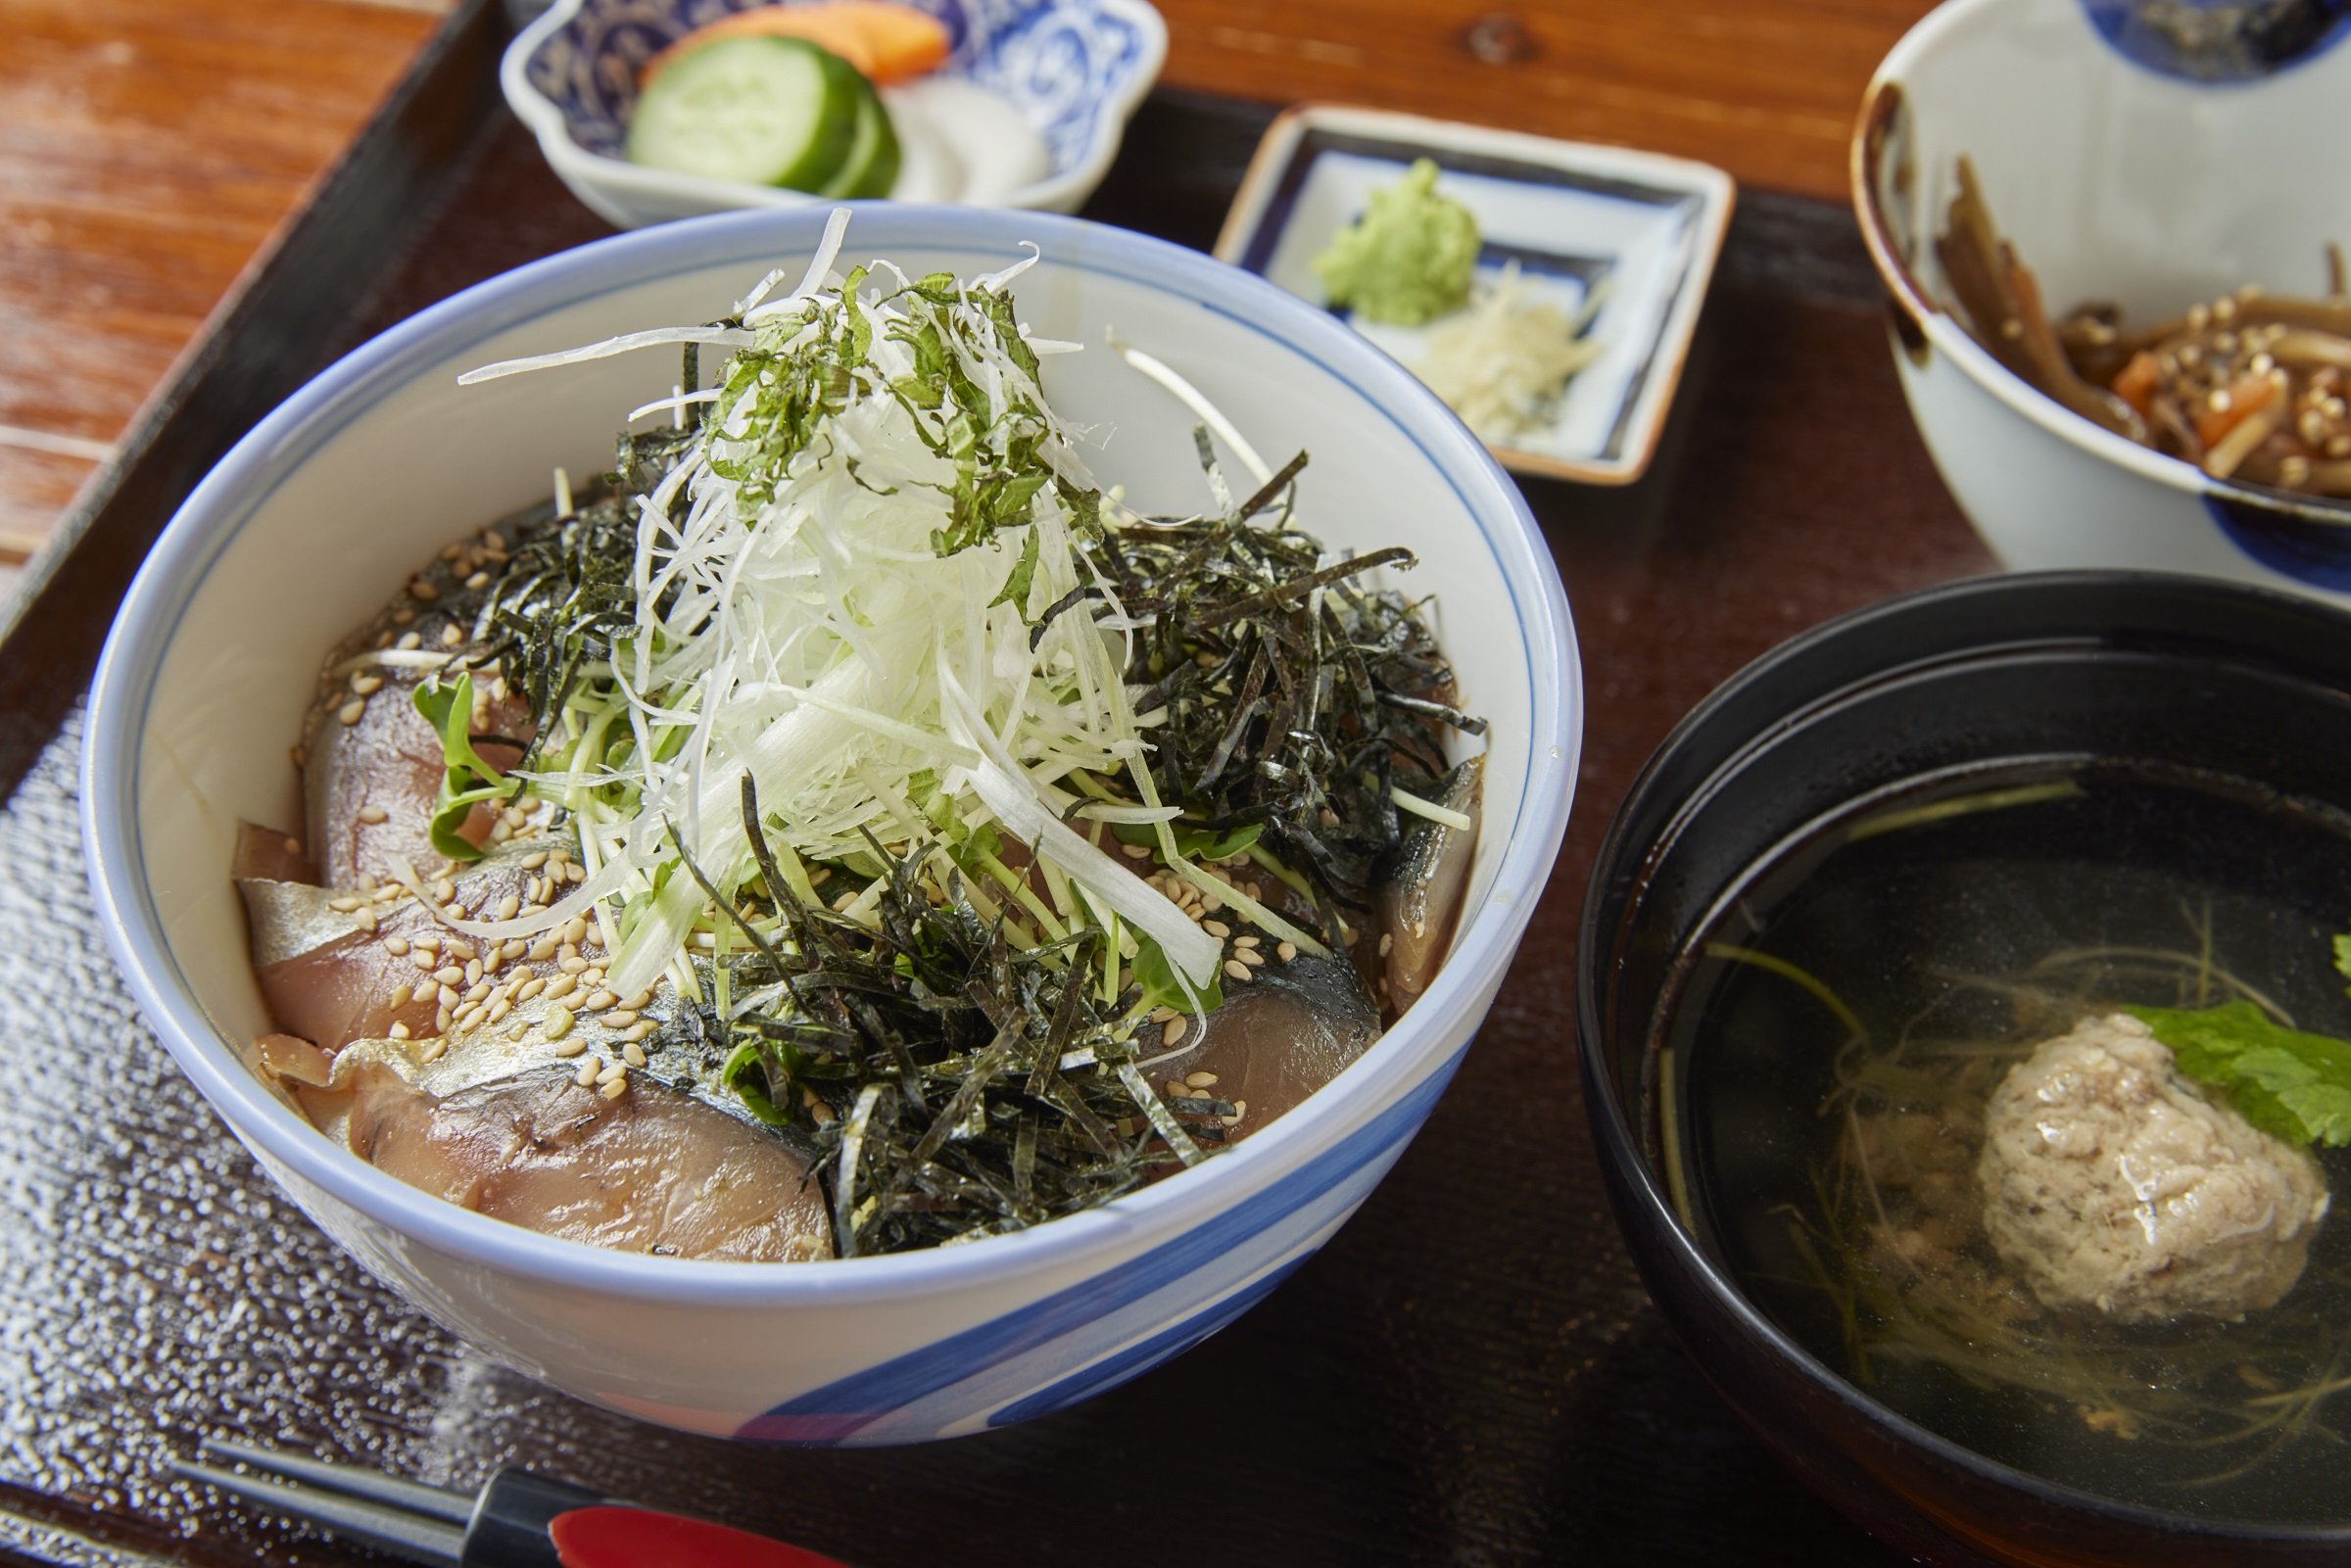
[
  {"x1": 1217, "y1": 107, "x2": 1736, "y2": 487},
  {"x1": 504, "y1": 0, "x2": 1166, "y2": 227},
  {"x1": 81, "y1": 205, "x2": 1580, "y2": 1445}
]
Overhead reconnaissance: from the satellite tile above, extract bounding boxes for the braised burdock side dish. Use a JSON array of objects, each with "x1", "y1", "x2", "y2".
[
  {"x1": 1939, "y1": 156, "x2": 2351, "y2": 499},
  {"x1": 236, "y1": 223, "x2": 1484, "y2": 1261}
]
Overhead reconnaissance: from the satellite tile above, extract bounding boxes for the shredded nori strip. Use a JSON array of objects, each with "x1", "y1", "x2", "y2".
[
  {"x1": 1103, "y1": 451, "x2": 1480, "y2": 913},
  {"x1": 702, "y1": 781, "x2": 1191, "y2": 1257}
]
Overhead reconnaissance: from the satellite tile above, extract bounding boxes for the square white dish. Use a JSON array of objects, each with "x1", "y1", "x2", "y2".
[{"x1": 1215, "y1": 105, "x2": 1736, "y2": 486}]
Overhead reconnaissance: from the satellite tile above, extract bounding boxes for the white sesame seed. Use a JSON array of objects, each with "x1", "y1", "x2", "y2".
[
  {"x1": 464, "y1": 959, "x2": 483, "y2": 985},
  {"x1": 438, "y1": 983, "x2": 461, "y2": 1008},
  {"x1": 1121, "y1": 842, "x2": 1150, "y2": 859},
  {"x1": 1379, "y1": 932, "x2": 1394, "y2": 956},
  {"x1": 547, "y1": 973, "x2": 580, "y2": 1002},
  {"x1": 408, "y1": 579, "x2": 439, "y2": 602},
  {"x1": 597, "y1": 1062, "x2": 626, "y2": 1085},
  {"x1": 356, "y1": 804, "x2": 389, "y2": 826},
  {"x1": 1201, "y1": 920, "x2": 1230, "y2": 939},
  {"x1": 328, "y1": 895, "x2": 362, "y2": 914},
  {"x1": 463, "y1": 981, "x2": 489, "y2": 1005},
  {"x1": 553, "y1": 1037, "x2": 587, "y2": 1059},
  {"x1": 1161, "y1": 1018, "x2": 1185, "y2": 1047},
  {"x1": 488, "y1": 999, "x2": 511, "y2": 1025},
  {"x1": 564, "y1": 916, "x2": 590, "y2": 945},
  {"x1": 516, "y1": 976, "x2": 546, "y2": 1002},
  {"x1": 433, "y1": 879, "x2": 455, "y2": 904},
  {"x1": 622, "y1": 1043, "x2": 648, "y2": 1069},
  {"x1": 496, "y1": 894, "x2": 520, "y2": 922},
  {"x1": 519, "y1": 851, "x2": 549, "y2": 871},
  {"x1": 387, "y1": 982, "x2": 413, "y2": 1009},
  {"x1": 388, "y1": 1022, "x2": 412, "y2": 1041},
  {"x1": 454, "y1": 1005, "x2": 484, "y2": 1032},
  {"x1": 624, "y1": 1021, "x2": 655, "y2": 1043},
  {"x1": 598, "y1": 1078, "x2": 628, "y2": 1101},
  {"x1": 396, "y1": 631, "x2": 423, "y2": 651},
  {"x1": 337, "y1": 699, "x2": 366, "y2": 727},
  {"x1": 546, "y1": 1006, "x2": 574, "y2": 1040},
  {"x1": 436, "y1": 1006, "x2": 453, "y2": 1030},
  {"x1": 447, "y1": 939, "x2": 474, "y2": 962},
  {"x1": 465, "y1": 570, "x2": 492, "y2": 591},
  {"x1": 1224, "y1": 959, "x2": 1251, "y2": 982},
  {"x1": 384, "y1": 935, "x2": 409, "y2": 957},
  {"x1": 433, "y1": 965, "x2": 462, "y2": 986},
  {"x1": 581, "y1": 989, "x2": 616, "y2": 1012},
  {"x1": 1233, "y1": 934, "x2": 1260, "y2": 948},
  {"x1": 1277, "y1": 941, "x2": 1297, "y2": 963},
  {"x1": 527, "y1": 935, "x2": 560, "y2": 963},
  {"x1": 1186, "y1": 1071, "x2": 1218, "y2": 1088},
  {"x1": 1237, "y1": 947, "x2": 1266, "y2": 967},
  {"x1": 623, "y1": 989, "x2": 653, "y2": 1012},
  {"x1": 574, "y1": 1059, "x2": 599, "y2": 1087},
  {"x1": 559, "y1": 955, "x2": 589, "y2": 974}
]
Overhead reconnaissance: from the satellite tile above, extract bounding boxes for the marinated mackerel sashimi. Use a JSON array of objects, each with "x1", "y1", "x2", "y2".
[{"x1": 240, "y1": 217, "x2": 1485, "y2": 1260}]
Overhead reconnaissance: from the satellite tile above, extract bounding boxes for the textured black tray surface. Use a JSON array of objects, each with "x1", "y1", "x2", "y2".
[{"x1": 0, "y1": 31, "x2": 1990, "y2": 1568}]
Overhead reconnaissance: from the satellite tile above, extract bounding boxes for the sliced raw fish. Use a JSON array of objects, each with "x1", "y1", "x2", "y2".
[
  {"x1": 1155, "y1": 950, "x2": 1381, "y2": 1146},
  {"x1": 340, "y1": 1060, "x2": 830, "y2": 1261}
]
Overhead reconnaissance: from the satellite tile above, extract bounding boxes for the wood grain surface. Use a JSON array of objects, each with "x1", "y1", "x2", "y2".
[
  {"x1": 0, "y1": 0, "x2": 1936, "y2": 578},
  {"x1": 0, "y1": 54, "x2": 2000, "y2": 1563},
  {"x1": 0, "y1": 0, "x2": 444, "y2": 573}
]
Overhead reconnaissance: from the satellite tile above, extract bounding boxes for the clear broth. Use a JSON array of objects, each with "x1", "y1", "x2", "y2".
[{"x1": 1660, "y1": 758, "x2": 2351, "y2": 1525}]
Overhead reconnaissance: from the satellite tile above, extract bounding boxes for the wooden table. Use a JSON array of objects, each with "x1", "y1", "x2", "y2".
[
  {"x1": 0, "y1": 5, "x2": 1998, "y2": 1566},
  {"x1": 0, "y1": 0, "x2": 1931, "y2": 594}
]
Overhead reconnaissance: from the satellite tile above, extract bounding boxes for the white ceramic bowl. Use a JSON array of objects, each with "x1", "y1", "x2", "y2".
[
  {"x1": 504, "y1": 0, "x2": 1167, "y2": 229},
  {"x1": 81, "y1": 206, "x2": 1580, "y2": 1444},
  {"x1": 1854, "y1": 0, "x2": 2351, "y2": 597}
]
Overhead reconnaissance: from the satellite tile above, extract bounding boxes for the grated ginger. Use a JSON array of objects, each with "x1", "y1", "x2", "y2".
[{"x1": 1414, "y1": 262, "x2": 1605, "y2": 444}]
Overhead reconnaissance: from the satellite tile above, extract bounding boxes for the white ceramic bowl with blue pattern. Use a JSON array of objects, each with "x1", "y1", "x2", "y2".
[
  {"x1": 1855, "y1": 0, "x2": 2351, "y2": 600},
  {"x1": 505, "y1": 0, "x2": 1166, "y2": 228},
  {"x1": 81, "y1": 206, "x2": 1580, "y2": 1444}
]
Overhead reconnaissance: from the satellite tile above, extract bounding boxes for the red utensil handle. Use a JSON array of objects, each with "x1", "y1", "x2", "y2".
[{"x1": 548, "y1": 1504, "x2": 857, "y2": 1568}]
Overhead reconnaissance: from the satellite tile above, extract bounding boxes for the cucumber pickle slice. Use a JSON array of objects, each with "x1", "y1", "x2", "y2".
[
  {"x1": 626, "y1": 37, "x2": 864, "y2": 192},
  {"x1": 818, "y1": 72, "x2": 902, "y2": 200}
]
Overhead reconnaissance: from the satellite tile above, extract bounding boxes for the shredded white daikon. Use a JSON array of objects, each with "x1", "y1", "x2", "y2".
[{"x1": 461, "y1": 216, "x2": 1227, "y2": 1001}]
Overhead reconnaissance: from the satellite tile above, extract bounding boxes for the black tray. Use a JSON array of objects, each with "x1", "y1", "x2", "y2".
[{"x1": 0, "y1": 5, "x2": 1988, "y2": 1562}]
